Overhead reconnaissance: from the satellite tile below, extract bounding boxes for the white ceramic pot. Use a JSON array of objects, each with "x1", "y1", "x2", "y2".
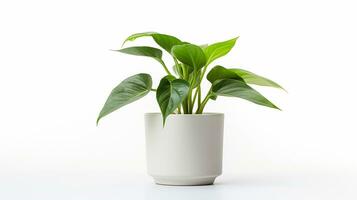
[{"x1": 144, "y1": 113, "x2": 224, "y2": 186}]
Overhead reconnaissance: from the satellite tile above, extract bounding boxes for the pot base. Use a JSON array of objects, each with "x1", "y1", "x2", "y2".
[{"x1": 152, "y1": 176, "x2": 217, "y2": 186}]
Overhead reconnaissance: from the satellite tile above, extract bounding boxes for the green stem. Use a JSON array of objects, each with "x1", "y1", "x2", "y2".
[
  {"x1": 188, "y1": 97, "x2": 192, "y2": 114},
  {"x1": 192, "y1": 87, "x2": 197, "y2": 103},
  {"x1": 192, "y1": 88, "x2": 198, "y2": 107},
  {"x1": 177, "y1": 105, "x2": 182, "y2": 114},
  {"x1": 192, "y1": 85, "x2": 201, "y2": 108},
  {"x1": 158, "y1": 59, "x2": 172, "y2": 75},
  {"x1": 150, "y1": 88, "x2": 157, "y2": 92},
  {"x1": 182, "y1": 99, "x2": 188, "y2": 114},
  {"x1": 188, "y1": 71, "x2": 198, "y2": 114},
  {"x1": 196, "y1": 88, "x2": 212, "y2": 114},
  {"x1": 186, "y1": 89, "x2": 193, "y2": 114},
  {"x1": 172, "y1": 58, "x2": 183, "y2": 114},
  {"x1": 193, "y1": 64, "x2": 209, "y2": 106},
  {"x1": 198, "y1": 86, "x2": 201, "y2": 108}
]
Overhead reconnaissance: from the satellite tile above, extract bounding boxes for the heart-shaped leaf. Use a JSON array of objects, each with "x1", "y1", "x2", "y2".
[
  {"x1": 156, "y1": 76, "x2": 190, "y2": 124},
  {"x1": 212, "y1": 79, "x2": 279, "y2": 109},
  {"x1": 230, "y1": 68, "x2": 286, "y2": 91},
  {"x1": 172, "y1": 44, "x2": 207, "y2": 71},
  {"x1": 152, "y1": 33, "x2": 183, "y2": 53},
  {"x1": 97, "y1": 73, "x2": 152, "y2": 125},
  {"x1": 117, "y1": 46, "x2": 162, "y2": 62},
  {"x1": 204, "y1": 37, "x2": 238, "y2": 65},
  {"x1": 207, "y1": 65, "x2": 244, "y2": 83}
]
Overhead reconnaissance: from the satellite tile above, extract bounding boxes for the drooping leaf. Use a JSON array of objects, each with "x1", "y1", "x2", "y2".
[
  {"x1": 230, "y1": 68, "x2": 286, "y2": 91},
  {"x1": 156, "y1": 76, "x2": 190, "y2": 124},
  {"x1": 207, "y1": 65, "x2": 244, "y2": 83},
  {"x1": 212, "y1": 79, "x2": 280, "y2": 109},
  {"x1": 172, "y1": 44, "x2": 207, "y2": 71},
  {"x1": 204, "y1": 37, "x2": 239, "y2": 65},
  {"x1": 97, "y1": 73, "x2": 152, "y2": 125},
  {"x1": 117, "y1": 46, "x2": 162, "y2": 62},
  {"x1": 122, "y1": 32, "x2": 157, "y2": 46},
  {"x1": 122, "y1": 32, "x2": 183, "y2": 54}
]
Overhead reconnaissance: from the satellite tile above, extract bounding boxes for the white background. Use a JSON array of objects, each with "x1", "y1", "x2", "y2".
[{"x1": 1, "y1": 0, "x2": 357, "y2": 199}]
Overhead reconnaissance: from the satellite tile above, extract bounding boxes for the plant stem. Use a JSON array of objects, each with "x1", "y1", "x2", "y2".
[
  {"x1": 196, "y1": 88, "x2": 212, "y2": 114},
  {"x1": 192, "y1": 85, "x2": 202, "y2": 107},
  {"x1": 173, "y1": 57, "x2": 183, "y2": 115},
  {"x1": 158, "y1": 59, "x2": 172, "y2": 75},
  {"x1": 186, "y1": 90, "x2": 192, "y2": 114},
  {"x1": 182, "y1": 99, "x2": 188, "y2": 114},
  {"x1": 193, "y1": 64, "x2": 209, "y2": 106},
  {"x1": 182, "y1": 66, "x2": 189, "y2": 113},
  {"x1": 150, "y1": 88, "x2": 157, "y2": 92},
  {"x1": 198, "y1": 86, "x2": 201, "y2": 108},
  {"x1": 192, "y1": 87, "x2": 198, "y2": 105},
  {"x1": 181, "y1": 64, "x2": 194, "y2": 114},
  {"x1": 187, "y1": 71, "x2": 199, "y2": 114}
]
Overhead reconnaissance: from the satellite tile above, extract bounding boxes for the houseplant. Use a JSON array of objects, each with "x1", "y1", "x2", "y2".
[{"x1": 97, "y1": 32, "x2": 284, "y2": 185}]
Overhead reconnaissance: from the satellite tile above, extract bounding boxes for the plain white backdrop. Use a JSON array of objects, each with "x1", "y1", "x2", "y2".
[{"x1": 1, "y1": 0, "x2": 357, "y2": 199}]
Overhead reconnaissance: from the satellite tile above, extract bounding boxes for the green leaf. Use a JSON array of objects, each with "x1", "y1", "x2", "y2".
[
  {"x1": 230, "y1": 68, "x2": 286, "y2": 91},
  {"x1": 117, "y1": 46, "x2": 162, "y2": 62},
  {"x1": 117, "y1": 46, "x2": 173, "y2": 75},
  {"x1": 204, "y1": 37, "x2": 239, "y2": 65},
  {"x1": 212, "y1": 79, "x2": 280, "y2": 110},
  {"x1": 207, "y1": 65, "x2": 244, "y2": 83},
  {"x1": 152, "y1": 33, "x2": 183, "y2": 53},
  {"x1": 122, "y1": 32, "x2": 157, "y2": 46},
  {"x1": 172, "y1": 44, "x2": 207, "y2": 71},
  {"x1": 97, "y1": 73, "x2": 152, "y2": 125},
  {"x1": 122, "y1": 32, "x2": 182, "y2": 54},
  {"x1": 156, "y1": 76, "x2": 190, "y2": 124}
]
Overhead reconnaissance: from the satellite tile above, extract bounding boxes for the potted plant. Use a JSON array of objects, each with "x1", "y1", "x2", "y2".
[{"x1": 97, "y1": 32, "x2": 284, "y2": 186}]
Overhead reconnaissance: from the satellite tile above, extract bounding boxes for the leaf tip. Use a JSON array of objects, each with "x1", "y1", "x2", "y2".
[
  {"x1": 96, "y1": 117, "x2": 100, "y2": 126},
  {"x1": 274, "y1": 83, "x2": 287, "y2": 93},
  {"x1": 274, "y1": 105, "x2": 282, "y2": 111},
  {"x1": 282, "y1": 87, "x2": 288, "y2": 93},
  {"x1": 265, "y1": 97, "x2": 281, "y2": 111},
  {"x1": 161, "y1": 116, "x2": 167, "y2": 127}
]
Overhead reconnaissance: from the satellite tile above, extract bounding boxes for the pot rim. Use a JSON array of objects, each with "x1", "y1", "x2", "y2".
[{"x1": 145, "y1": 112, "x2": 224, "y2": 117}]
